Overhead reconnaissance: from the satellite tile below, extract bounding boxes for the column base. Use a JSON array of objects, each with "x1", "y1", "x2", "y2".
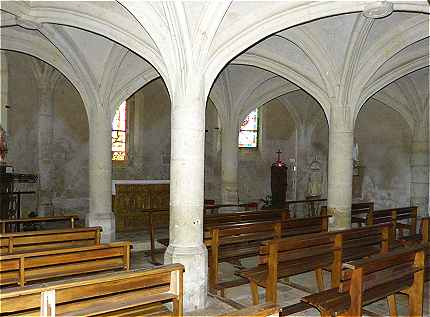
[
  {"x1": 327, "y1": 207, "x2": 350, "y2": 231},
  {"x1": 164, "y1": 244, "x2": 208, "y2": 312},
  {"x1": 86, "y1": 212, "x2": 116, "y2": 243}
]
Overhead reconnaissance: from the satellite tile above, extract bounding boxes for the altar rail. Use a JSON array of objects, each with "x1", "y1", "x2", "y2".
[{"x1": 112, "y1": 183, "x2": 169, "y2": 232}]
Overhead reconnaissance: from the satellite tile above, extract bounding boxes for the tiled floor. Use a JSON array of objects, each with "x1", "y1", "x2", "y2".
[{"x1": 122, "y1": 233, "x2": 429, "y2": 316}]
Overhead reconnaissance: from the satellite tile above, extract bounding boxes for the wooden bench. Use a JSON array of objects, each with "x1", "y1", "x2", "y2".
[
  {"x1": 239, "y1": 223, "x2": 391, "y2": 306},
  {"x1": 158, "y1": 209, "x2": 290, "y2": 248},
  {"x1": 398, "y1": 217, "x2": 429, "y2": 282},
  {"x1": 0, "y1": 241, "x2": 131, "y2": 287},
  {"x1": 321, "y1": 202, "x2": 373, "y2": 227},
  {"x1": 207, "y1": 215, "x2": 330, "y2": 296},
  {"x1": 301, "y1": 245, "x2": 425, "y2": 317},
  {"x1": 239, "y1": 232, "x2": 341, "y2": 305},
  {"x1": 0, "y1": 215, "x2": 79, "y2": 233},
  {"x1": 0, "y1": 264, "x2": 184, "y2": 316},
  {"x1": 208, "y1": 221, "x2": 283, "y2": 294},
  {"x1": 205, "y1": 202, "x2": 259, "y2": 215},
  {"x1": 367, "y1": 206, "x2": 418, "y2": 239},
  {"x1": 0, "y1": 226, "x2": 102, "y2": 255},
  {"x1": 219, "y1": 303, "x2": 280, "y2": 316}
]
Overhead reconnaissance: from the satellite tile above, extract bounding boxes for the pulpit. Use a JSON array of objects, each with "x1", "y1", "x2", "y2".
[{"x1": 271, "y1": 150, "x2": 288, "y2": 208}]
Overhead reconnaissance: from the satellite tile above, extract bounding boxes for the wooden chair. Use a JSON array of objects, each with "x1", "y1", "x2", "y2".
[
  {"x1": 0, "y1": 241, "x2": 131, "y2": 287},
  {"x1": 0, "y1": 264, "x2": 184, "y2": 316},
  {"x1": 0, "y1": 226, "x2": 102, "y2": 255},
  {"x1": 0, "y1": 215, "x2": 79, "y2": 233},
  {"x1": 239, "y1": 232, "x2": 341, "y2": 305},
  {"x1": 302, "y1": 245, "x2": 426, "y2": 317}
]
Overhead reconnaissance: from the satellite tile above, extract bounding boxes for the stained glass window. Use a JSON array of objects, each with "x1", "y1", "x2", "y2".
[
  {"x1": 112, "y1": 101, "x2": 127, "y2": 161},
  {"x1": 239, "y1": 109, "x2": 258, "y2": 148}
]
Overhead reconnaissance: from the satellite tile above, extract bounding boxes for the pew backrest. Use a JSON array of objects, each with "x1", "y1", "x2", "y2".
[
  {"x1": 0, "y1": 241, "x2": 131, "y2": 287},
  {"x1": 0, "y1": 226, "x2": 102, "y2": 255},
  {"x1": 0, "y1": 215, "x2": 79, "y2": 233},
  {"x1": 0, "y1": 264, "x2": 184, "y2": 316},
  {"x1": 340, "y1": 246, "x2": 425, "y2": 316},
  {"x1": 367, "y1": 206, "x2": 417, "y2": 238},
  {"x1": 281, "y1": 215, "x2": 329, "y2": 237}
]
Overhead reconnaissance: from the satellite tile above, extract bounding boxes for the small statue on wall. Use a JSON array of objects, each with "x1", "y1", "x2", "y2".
[{"x1": 307, "y1": 157, "x2": 322, "y2": 198}]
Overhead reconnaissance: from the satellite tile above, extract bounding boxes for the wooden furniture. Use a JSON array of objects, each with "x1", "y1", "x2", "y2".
[
  {"x1": 0, "y1": 215, "x2": 79, "y2": 233},
  {"x1": 219, "y1": 303, "x2": 280, "y2": 317},
  {"x1": 398, "y1": 217, "x2": 429, "y2": 281},
  {"x1": 302, "y1": 246, "x2": 425, "y2": 317},
  {"x1": 281, "y1": 215, "x2": 329, "y2": 238},
  {"x1": 320, "y1": 202, "x2": 374, "y2": 227},
  {"x1": 207, "y1": 221, "x2": 283, "y2": 294},
  {"x1": 0, "y1": 241, "x2": 131, "y2": 287},
  {"x1": 204, "y1": 202, "x2": 258, "y2": 215},
  {"x1": 367, "y1": 206, "x2": 418, "y2": 239},
  {"x1": 113, "y1": 183, "x2": 169, "y2": 232},
  {"x1": 0, "y1": 264, "x2": 184, "y2": 316},
  {"x1": 0, "y1": 226, "x2": 102, "y2": 255},
  {"x1": 239, "y1": 232, "x2": 341, "y2": 305},
  {"x1": 239, "y1": 223, "x2": 391, "y2": 307}
]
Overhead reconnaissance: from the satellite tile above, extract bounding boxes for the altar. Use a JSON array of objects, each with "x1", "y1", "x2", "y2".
[{"x1": 112, "y1": 180, "x2": 170, "y2": 232}]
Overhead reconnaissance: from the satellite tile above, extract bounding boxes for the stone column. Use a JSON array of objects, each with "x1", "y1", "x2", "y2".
[
  {"x1": 37, "y1": 79, "x2": 58, "y2": 215},
  {"x1": 86, "y1": 108, "x2": 115, "y2": 243},
  {"x1": 133, "y1": 92, "x2": 145, "y2": 172},
  {"x1": 164, "y1": 86, "x2": 207, "y2": 311},
  {"x1": 221, "y1": 122, "x2": 239, "y2": 204},
  {"x1": 327, "y1": 105, "x2": 353, "y2": 229},
  {"x1": 411, "y1": 119, "x2": 429, "y2": 218},
  {"x1": 0, "y1": 52, "x2": 8, "y2": 133}
]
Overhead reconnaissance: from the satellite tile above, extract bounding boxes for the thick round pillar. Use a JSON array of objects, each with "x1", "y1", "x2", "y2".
[
  {"x1": 86, "y1": 109, "x2": 115, "y2": 243},
  {"x1": 0, "y1": 52, "x2": 8, "y2": 133},
  {"x1": 327, "y1": 106, "x2": 353, "y2": 229},
  {"x1": 164, "y1": 87, "x2": 208, "y2": 311},
  {"x1": 221, "y1": 124, "x2": 239, "y2": 204},
  {"x1": 411, "y1": 124, "x2": 429, "y2": 218}
]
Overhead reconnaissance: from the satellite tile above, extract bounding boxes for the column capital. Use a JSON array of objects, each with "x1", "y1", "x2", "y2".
[{"x1": 329, "y1": 104, "x2": 354, "y2": 132}]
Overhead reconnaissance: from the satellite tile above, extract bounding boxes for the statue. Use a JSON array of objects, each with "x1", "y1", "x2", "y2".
[{"x1": 307, "y1": 157, "x2": 322, "y2": 197}]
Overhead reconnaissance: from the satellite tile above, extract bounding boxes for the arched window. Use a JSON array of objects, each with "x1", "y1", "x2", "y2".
[
  {"x1": 239, "y1": 109, "x2": 258, "y2": 148},
  {"x1": 112, "y1": 101, "x2": 127, "y2": 161}
]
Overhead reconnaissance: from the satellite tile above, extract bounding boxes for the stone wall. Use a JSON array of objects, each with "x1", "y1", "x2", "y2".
[{"x1": 355, "y1": 99, "x2": 412, "y2": 209}]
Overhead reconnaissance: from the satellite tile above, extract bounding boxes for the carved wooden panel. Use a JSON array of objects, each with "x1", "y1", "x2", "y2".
[{"x1": 113, "y1": 184, "x2": 169, "y2": 232}]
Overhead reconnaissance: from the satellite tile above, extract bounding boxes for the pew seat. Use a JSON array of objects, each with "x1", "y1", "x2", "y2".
[
  {"x1": 301, "y1": 246, "x2": 425, "y2": 317},
  {"x1": 0, "y1": 264, "x2": 184, "y2": 316},
  {"x1": 0, "y1": 241, "x2": 131, "y2": 287},
  {"x1": 0, "y1": 226, "x2": 102, "y2": 255}
]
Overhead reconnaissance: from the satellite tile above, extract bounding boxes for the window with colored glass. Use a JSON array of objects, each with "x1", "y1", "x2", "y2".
[
  {"x1": 239, "y1": 109, "x2": 258, "y2": 148},
  {"x1": 112, "y1": 101, "x2": 127, "y2": 161}
]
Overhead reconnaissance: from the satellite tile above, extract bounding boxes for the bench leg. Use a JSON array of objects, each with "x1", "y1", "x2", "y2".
[
  {"x1": 315, "y1": 268, "x2": 324, "y2": 291},
  {"x1": 250, "y1": 281, "x2": 259, "y2": 305},
  {"x1": 387, "y1": 295, "x2": 397, "y2": 316}
]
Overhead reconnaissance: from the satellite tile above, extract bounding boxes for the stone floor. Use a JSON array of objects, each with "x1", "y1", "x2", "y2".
[{"x1": 127, "y1": 247, "x2": 430, "y2": 317}]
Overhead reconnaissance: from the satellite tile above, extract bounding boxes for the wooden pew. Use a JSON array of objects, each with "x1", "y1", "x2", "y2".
[
  {"x1": 301, "y1": 245, "x2": 425, "y2": 317},
  {"x1": 207, "y1": 221, "x2": 283, "y2": 294},
  {"x1": 158, "y1": 209, "x2": 290, "y2": 248},
  {"x1": 0, "y1": 241, "x2": 131, "y2": 287},
  {"x1": 219, "y1": 303, "x2": 280, "y2": 317},
  {"x1": 320, "y1": 202, "x2": 374, "y2": 227},
  {"x1": 367, "y1": 206, "x2": 418, "y2": 239},
  {"x1": 239, "y1": 232, "x2": 340, "y2": 305},
  {"x1": 0, "y1": 264, "x2": 184, "y2": 316},
  {"x1": 0, "y1": 215, "x2": 79, "y2": 233},
  {"x1": 206, "y1": 215, "x2": 330, "y2": 296},
  {"x1": 398, "y1": 217, "x2": 429, "y2": 282},
  {"x1": 0, "y1": 226, "x2": 102, "y2": 255},
  {"x1": 205, "y1": 202, "x2": 259, "y2": 215},
  {"x1": 239, "y1": 223, "x2": 391, "y2": 306}
]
